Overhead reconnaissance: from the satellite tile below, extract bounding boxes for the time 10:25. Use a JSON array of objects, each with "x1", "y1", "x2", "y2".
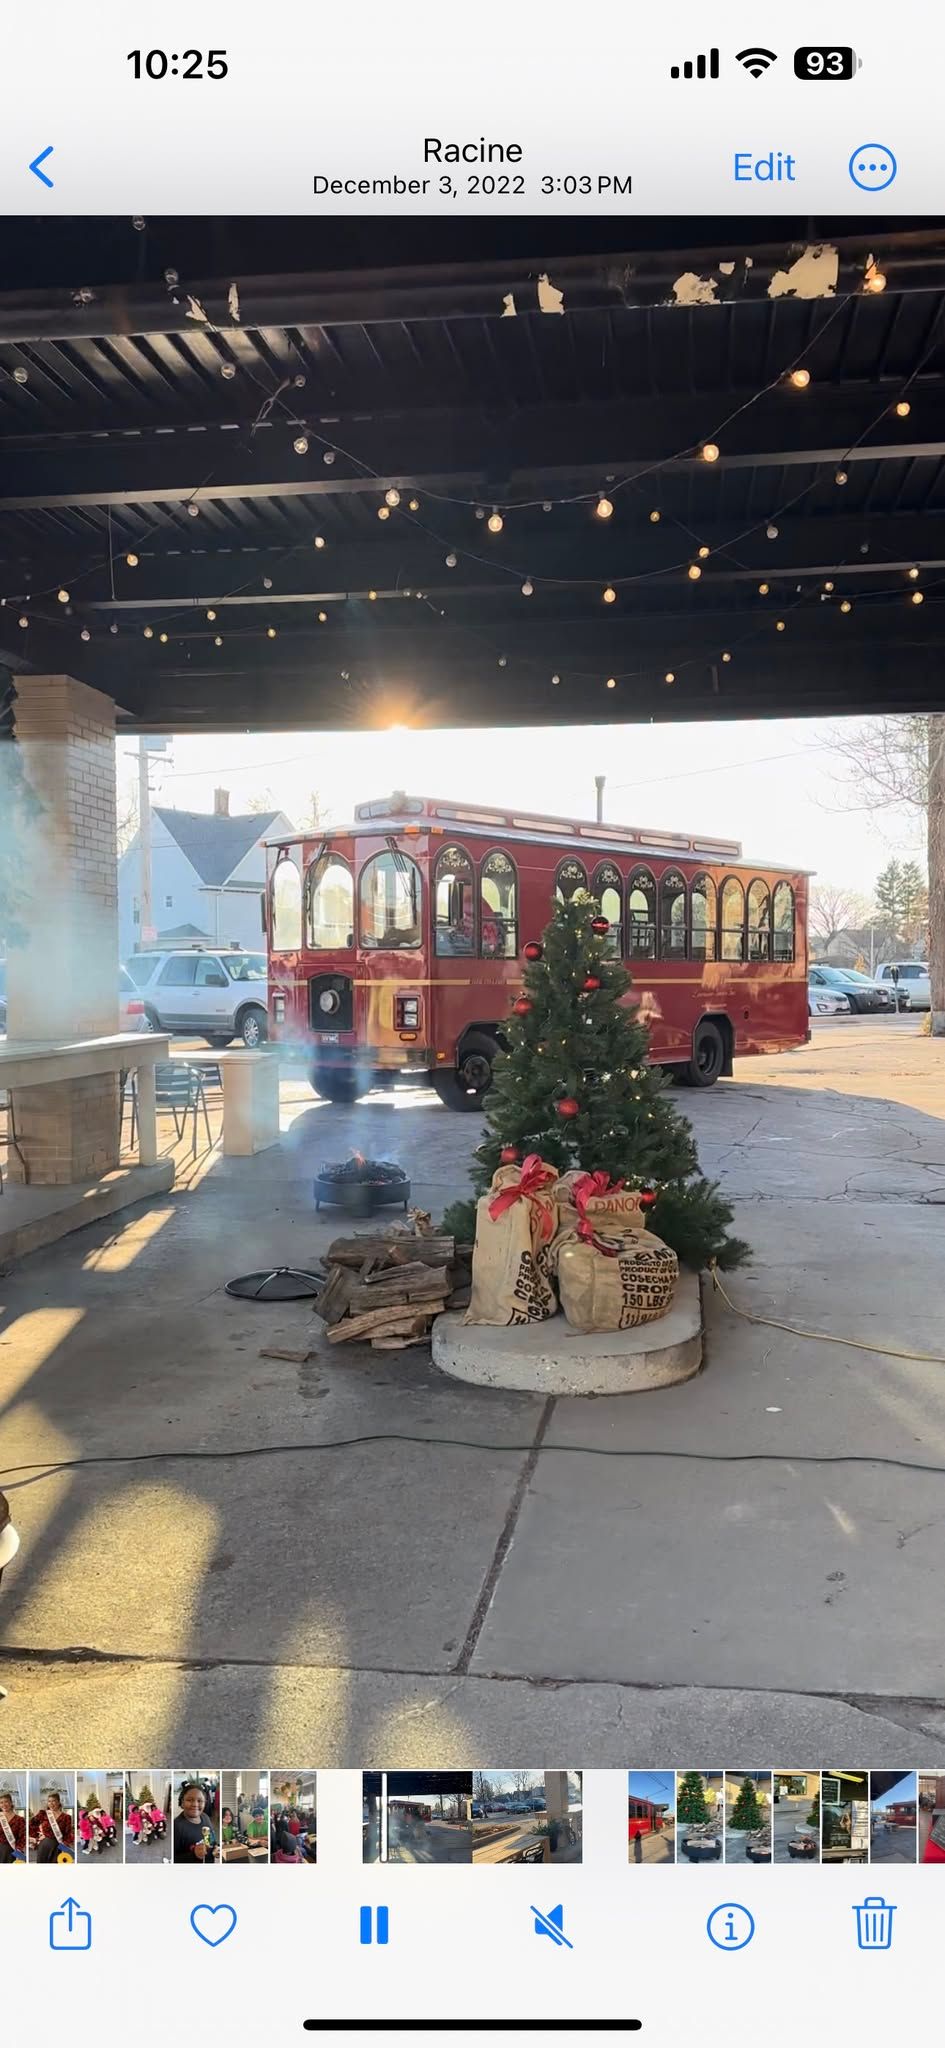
[{"x1": 127, "y1": 50, "x2": 229, "y2": 79}]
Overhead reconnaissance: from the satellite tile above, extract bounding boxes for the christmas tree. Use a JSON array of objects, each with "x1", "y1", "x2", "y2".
[
  {"x1": 729, "y1": 1778, "x2": 762, "y2": 1831},
  {"x1": 807, "y1": 1789, "x2": 821, "y2": 1831},
  {"x1": 444, "y1": 891, "x2": 749, "y2": 1271},
  {"x1": 676, "y1": 1772, "x2": 710, "y2": 1825}
]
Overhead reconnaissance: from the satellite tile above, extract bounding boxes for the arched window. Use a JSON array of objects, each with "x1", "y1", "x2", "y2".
[
  {"x1": 720, "y1": 876, "x2": 746, "y2": 962},
  {"x1": 772, "y1": 880, "x2": 796, "y2": 962},
  {"x1": 592, "y1": 862, "x2": 623, "y2": 955},
  {"x1": 270, "y1": 853, "x2": 302, "y2": 952},
  {"x1": 660, "y1": 868, "x2": 688, "y2": 959},
  {"x1": 747, "y1": 879, "x2": 772, "y2": 962},
  {"x1": 306, "y1": 853, "x2": 353, "y2": 950},
  {"x1": 555, "y1": 857, "x2": 588, "y2": 904},
  {"x1": 690, "y1": 873, "x2": 717, "y2": 961},
  {"x1": 480, "y1": 850, "x2": 518, "y2": 959},
  {"x1": 626, "y1": 866, "x2": 657, "y2": 959},
  {"x1": 434, "y1": 845, "x2": 475, "y2": 957},
  {"x1": 359, "y1": 850, "x2": 422, "y2": 950}
]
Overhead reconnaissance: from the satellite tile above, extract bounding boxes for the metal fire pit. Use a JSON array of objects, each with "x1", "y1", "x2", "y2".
[{"x1": 314, "y1": 1159, "x2": 411, "y2": 1216}]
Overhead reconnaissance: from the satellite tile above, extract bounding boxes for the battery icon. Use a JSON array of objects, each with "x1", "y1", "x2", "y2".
[{"x1": 794, "y1": 46, "x2": 859, "y2": 79}]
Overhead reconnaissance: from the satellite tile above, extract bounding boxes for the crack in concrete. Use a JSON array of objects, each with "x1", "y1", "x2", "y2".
[{"x1": 450, "y1": 1394, "x2": 556, "y2": 1676}]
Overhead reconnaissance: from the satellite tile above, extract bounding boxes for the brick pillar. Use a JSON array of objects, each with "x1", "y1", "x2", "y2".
[{"x1": 7, "y1": 675, "x2": 120, "y2": 1185}]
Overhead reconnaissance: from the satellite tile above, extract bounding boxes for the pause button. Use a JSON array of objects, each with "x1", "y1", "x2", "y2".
[{"x1": 360, "y1": 1906, "x2": 390, "y2": 1946}]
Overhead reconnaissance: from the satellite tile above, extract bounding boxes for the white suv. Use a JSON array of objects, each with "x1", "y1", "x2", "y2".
[
  {"x1": 877, "y1": 961, "x2": 931, "y2": 1010},
  {"x1": 124, "y1": 948, "x2": 269, "y2": 1047}
]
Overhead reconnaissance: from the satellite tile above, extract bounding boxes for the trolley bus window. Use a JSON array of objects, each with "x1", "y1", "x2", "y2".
[
  {"x1": 307, "y1": 853, "x2": 354, "y2": 950},
  {"x1": 626, "y1": 866, "x2": 657, "y2": 959},
  {"x1": 480, "y1": 851, "x2": 518, "y2": 959},
  {"x1": 772, "y1": 880, "x2": 796, "y2": 961},
  {"x1": 555, "y1": 857, "x2": 588, "y2": 903},
  {"x1": 720, "y1": 876, "x2": 746, "y2": 962},
  {"x1": 593, "y1": 862, "x2": 622, "y2": 954},
  {"x1": 271, "y1": 854, "x2": 302, "y2": 952},
  {"x1": 660, "y1": 868, "x2": 688, "y2": 959},
  {"x1": 359, "y1": 851, "x2": 422, "y2": 949},
  {"x1": 748, "y1": 879, "x2": 772, "y2": 962},
  {"x1": 434, "y1": 846, "x2": 475, "y2": 956},
  {"x1": 690, "y1": 874, "x2": 717, "y2": 960}
]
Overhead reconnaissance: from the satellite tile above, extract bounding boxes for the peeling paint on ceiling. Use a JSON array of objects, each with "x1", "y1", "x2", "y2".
[
  {"x1": 537, "y1": 272, "x2": 565, "y2": 315},
  {"x1": 670, "y1": 271, "x2": 720, "y2": 307},
  {"x1": 768, "y1": 244, "x2": 840, "y2": 300},
  {"x1": 501, "y1": 291, "x2": 517, "y2": 317}
]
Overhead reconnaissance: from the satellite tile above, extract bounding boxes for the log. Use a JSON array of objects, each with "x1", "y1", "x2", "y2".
[
  {"x1": 315, "y1": 1264, "x2": 353, "y2": 1326},
  {"x1": 326, "y1": 1234, "x2": 454, "y2": 1269},
  {"x1": 259, "y1": 1347, "x2": 314, "y2": 1364},
  {"x1": 326, "y1": 1303, "x2": 437, "y2": 1344},
  {"x1": 346, "y1": 1266, "x2": 449, "y2": 1313}
]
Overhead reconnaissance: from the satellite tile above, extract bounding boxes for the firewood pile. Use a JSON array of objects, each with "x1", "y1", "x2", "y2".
[{"x1": 314, "y1": 1213, "x2": 473, "y2": 1350}]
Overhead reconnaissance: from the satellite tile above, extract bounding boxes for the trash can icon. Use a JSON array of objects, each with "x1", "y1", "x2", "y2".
[{"x1": 853, "y1": 1897, "x2": 896, "y2": 1950}]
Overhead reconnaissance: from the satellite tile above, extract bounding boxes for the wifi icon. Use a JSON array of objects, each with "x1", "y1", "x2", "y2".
[{"x1": 736, "y1": 46, "x2": 778, "y2": 76}]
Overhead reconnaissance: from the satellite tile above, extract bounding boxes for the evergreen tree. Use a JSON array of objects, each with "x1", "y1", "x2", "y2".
[
  {"x1": 806, "y1": 1789, "x2": 820, "y2": 1831},
  {"x1": 874, "y1": 859, "x2": 904, "y2": 935},
  {"x1": 730, "y1": 1777, "x2": 762, "y2": 1831},
  {"x1": 677, "y1": 1772, "x2": 710, "y2": 1825},
  {"x1": 448, "y1": 892, "x2": 749, "y2": 1271}
]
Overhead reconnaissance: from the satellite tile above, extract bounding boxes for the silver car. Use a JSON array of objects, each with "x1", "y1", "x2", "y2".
[
  {"x1": 124, "y1": 948, "x2": 269, "y2": 1047},
  {"x1": 877, "y1": 961, "x2": 931, "y2": 1010}
]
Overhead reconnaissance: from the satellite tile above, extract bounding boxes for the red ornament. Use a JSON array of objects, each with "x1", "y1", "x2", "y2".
[
  {"x1": 523, "y1": 940, "x2": 543, "y2": 961},
  {"x1": 500, "y1": 1145, "x2": 519, "y2": 1164},
  {"x1": 556, "y1": 1097, "x2": 580, "y2": 1119},
  {"x1": 639, "y1": 1188, "x2": 657, "y2": 1210},
  {"x1": 512, "y1": 997, "x2": 532, "y2": 1016},
  {"x1": 582, "y1": 974, "x2": 601, "y2": 992},
  {"x1": 590, "y1": 915, "x2": 609, "y2": 936}
]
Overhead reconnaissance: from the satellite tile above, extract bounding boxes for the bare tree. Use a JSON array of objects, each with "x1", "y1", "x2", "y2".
[
  {"x1": 809, "y1": 883, "x2": 870, "y2": 952},
  {"x1": 827, "y1": 713, "x2": 944, "y2": 1032},
  {"x1": 116, "y1": 787, "x2": 138, "y2": 857}
]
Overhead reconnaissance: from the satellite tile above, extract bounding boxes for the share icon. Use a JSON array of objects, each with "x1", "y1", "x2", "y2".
[{"x1": 531, "y1": 1904, "x2": 573, "y2": 1948}]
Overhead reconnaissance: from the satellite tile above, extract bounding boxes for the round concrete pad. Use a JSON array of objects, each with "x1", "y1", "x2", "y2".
[{"x1": 432, "y1": 1272, "x2": 702, "y2": 1395}]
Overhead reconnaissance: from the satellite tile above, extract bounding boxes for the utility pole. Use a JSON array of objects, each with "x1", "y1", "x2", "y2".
[
  {"x1": 138, "y1": 739, "x2": 153, "y2": 946},
  {"x1": 594, "y1": 774, "x2": 606, "y2": 823}
]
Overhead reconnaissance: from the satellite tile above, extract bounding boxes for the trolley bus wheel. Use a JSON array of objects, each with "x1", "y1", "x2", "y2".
[
  {"x1": 311, "y1": 1068, "x2": 359, "y2": 1103},
  {"x1": 683, "y1": 1019, "x2": 726, "y2": 1088},
  {"x1": 433, "y1": 1035, "x2": 496, "y2": 1112}
]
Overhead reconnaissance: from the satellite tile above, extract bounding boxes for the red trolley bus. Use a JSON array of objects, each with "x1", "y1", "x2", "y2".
[
  {"x1": 628, "y1": 1797, "x2": 669, "y2": 1841},
  {"x1": 265, "y1": 792, "x2": 808, "y2": 1107}
]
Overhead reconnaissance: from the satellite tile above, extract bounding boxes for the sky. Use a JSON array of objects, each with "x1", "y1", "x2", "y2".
[
  {"x1": 629, "y1": 1773, "x2": 676, "y2": 1812},
  {"x1": 119, "y1": 715, "x2": 925, "y2": 899},
  {"x1": 872, "y1": 1773, "x2": 916, "y2": 1813}
]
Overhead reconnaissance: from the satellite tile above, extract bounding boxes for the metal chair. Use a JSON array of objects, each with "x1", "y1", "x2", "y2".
[{"x1": 126, "y1": 1062, "x2": 214, "y2": 1159}]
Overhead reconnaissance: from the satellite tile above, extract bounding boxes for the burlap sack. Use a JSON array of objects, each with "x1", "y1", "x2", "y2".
[
  {"x1": 557, "y1": 1226, "x2": 679, "y2": 1333},
  {"x1": 555, "y1": 1169, "x2": 649, "y2": 1235},
  {"x1": 465, "y1": 1155, "x2": 559, "y2": 1326}
]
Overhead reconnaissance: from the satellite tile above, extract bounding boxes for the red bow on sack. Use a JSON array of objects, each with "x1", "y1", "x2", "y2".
[
  {"x1": 571, "y1": 1171, "x2": 628, "y2": 1253},
  {"x1": 488, "y1": 1153, "x2": 557, "y2": 1240}
]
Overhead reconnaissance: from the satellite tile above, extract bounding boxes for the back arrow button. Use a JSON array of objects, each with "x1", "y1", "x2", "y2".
[{"x1": 29, "y1": 147, "x2": 55, "y2": 188}]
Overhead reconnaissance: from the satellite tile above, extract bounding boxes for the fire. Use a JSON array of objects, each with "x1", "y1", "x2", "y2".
[{"x1": 350, "y1": 1149, "x2": 366, "y2": 1166}]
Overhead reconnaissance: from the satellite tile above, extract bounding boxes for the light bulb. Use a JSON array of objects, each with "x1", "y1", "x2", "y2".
[
  {"x1": 187, "y1": 502, "x2": 200, "y2": 516},
  {"x1": 408, "y1": 497, "x2": 420, "y2": 511},
  {"x1": 294, "y1": 435, "x2": 309, "y2": 455},
  {"x1": 758, "y1": 582, "x2": 769, "y2": 596},
  {"x1": 159, "y1": 632, "x2": 168, "y2": 643},
  {"x1": 487, "y1": 509, "x2": 504, "y2": 534},
  {"x1": 835, "y1": 470, "x2": 848, "y2": 486},
  {"x1": 221, "y1": 361, "x2": 236, "y2": 380},
  {"x1": 603, "y1": 586, "x2": 616, "y2": 603},
  {"x1": 776, "y1": 619, "x2": 786, "y2": 632},
  {"x1": 206, "y1": 609, "x2": 216, "y2": 621},
  {"x1": 551, "y1": 672, "x2": 560, "y2": 684},
  {"x1": 369, "y1": 590, "x2": 377, "y2": 600},
  {"x1": 912, "y1": 590, "x2": 925, "y2": 605},
  {"x1": 445, "y1": 553, "x2": 457, "y2": 568},
  {"x1": 17, "y1": 614, "x2": 28, "y2": 628},
  {"x1": 214, "y1": 634, "x2": 223, "y2": 646},
  {"x1": 377, "y1": 505, "x2": 390, "y2": 520},
  {"x1": 126, "y1": 551, "x2": 139, "y2": 567},
  {"x1": 649, "y1": 509, "x2": 661, "y2": 523},
  {"x1": 766, "y1": 524, "x2": 779, "y2": 540},
  {"x1": 688, "y1": 563, "x2": 702, "y2": 580},
  {"x1": 865, "y1": 269, "x2": 887, "y2": 293},
  {"x1": 143, "y1": 626, "x2": 153, "y2": 639},
  {"x1": 110, "y1": 623, "x2": 118, "y2": 635},
  {"x1": 840, "y1": 600, "x2": 852, "y2": 614},
  {"x1": 521, "y1": 579, "x2": 534, "y2": 596},
  {"x1": 701, "y1": 442, "x2": 720, "y2": 463},
  {"x1": 13, "y1": 366, "x2": 28, "y2": 385},
  {"x1": 596, "y1": 495, "x2": 614, "y2": 519},
  {"x1": 824, "y1": 580, "x2": 834, "y2": 592},
  {"x1": 606, "y1": 676, "x2": 617, "y2": 689},
  {"x1": 318, "y1": 610, "x2": 327, "y2": 622},
  {"x1": 384, "y1": 488, "x2": 401, "y2": 508},
  {"x1": 323, "y1": 450, "x2": 335, "y2": 465},
  {"x1": 80, "y1": 627, "x2": 91, "y2": 641},
  {"x1": 267, "y1": 626, "x2": 277, "y2": 638},
  {"x1": 498, "y1": 655, "x2": 507, "y2": 668},
  {"x1": 57, "y1": 587, "x2": 70, "y2": 603},
  {"x1": 664, "y1": 671, "x2": 675, "y2": 684},
  {"x1": 475, "y1": 507, "x2": 485, "y2": 520},
  {"x1": 895, "y1": 400, "x2": 911, "y2": 418},
  {"x1": 698, "y1": 545, "x2": 710, "y2": 559},
  {"x1": 314, "y1": 535, "x2": 325, "y2": 549},
  {"x1": 721, "y1": 651, "x2": 732, "y2": 663},
  {"x1": 543, "y1": 500, "x2": 553, "y2": 513},
  {"x1": 790, "y1": 368, "x2": 811, "y2": 389},
  {"x1": 908, "y1": 566, "x2": 920, "y2": 581},
  {"x1": 263, "y1": 577, "x2": 273, "y2": 591}
]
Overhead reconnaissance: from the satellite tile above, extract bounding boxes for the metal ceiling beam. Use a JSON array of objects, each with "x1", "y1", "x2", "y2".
[{"x1": 1, "y1": 230, "x2": 945, "y2": 345}]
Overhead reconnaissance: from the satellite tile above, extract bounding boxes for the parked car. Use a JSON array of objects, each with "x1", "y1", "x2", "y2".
[
  {"x1": 123, "y1": 947, "x2": 269, "y2": 1047},
  {"x1": 808, "y1": 966, "x2": 901, "y2": 1015},
  {"x1": 119, "y1": 965, "x2": 148, "y2": 1033},
  {"x1": 808, "y1": 981, "x2": 850, "y2": 1016},
  {"x1": 877, "y1": 961, "x2": 931, "y2": 1010}
]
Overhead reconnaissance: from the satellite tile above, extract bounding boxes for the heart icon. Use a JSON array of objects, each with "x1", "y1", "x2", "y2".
[{"x1": 190, "y1": 1903, "x2": 238, "y2": 1947}]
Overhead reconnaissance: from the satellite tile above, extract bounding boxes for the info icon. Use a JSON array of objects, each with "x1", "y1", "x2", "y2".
[{"x1": 706, "y1": 1902, "x2": 755, "y2": 1951}]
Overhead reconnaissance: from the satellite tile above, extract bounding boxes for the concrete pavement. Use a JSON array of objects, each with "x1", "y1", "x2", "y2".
[{"x1": 2, "y1": 1018, "x2": 945, "y2": 1761}]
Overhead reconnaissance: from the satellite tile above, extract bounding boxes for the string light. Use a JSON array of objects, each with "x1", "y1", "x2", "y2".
[
  {"x1": 688, "y1": 563, "x2": 702, "y2": 580},
  {"x1": 267, "y1": 626, "x2": 277, "y2": 638},
  {"x1": 293, "y1": 435, "x2": 309, "y2": 454},
  {"x1": 318, "y1": 610, "x2": 327, "y2": 622},
  {"x1": 369, "y1": 589, "x2": 378, "y2": 601},
  {"x1": 263, "y1": 577, "x2": 273, "y2": 591},
  {"x1": 13, "y1": 367, "x2": 28, "y2": 385},
  {"x1": 486, "y1": 509, "x2": 505, "y2": 535},
  {"x1": 143, "y1": 626, "x2": 153, "y2": 639},
  {"x1": 551, "y1": 672, "x2": 560, "y2": 684},
  {"x1": 835, "y1": 470, "x2": 848, "y2": 485},
  {"x1": 602, "y1": 585, "x2": 616, "y2": 603},
  {"x1": 521, "y1": 578, "x2": 534, "y2": 596},
  {"x1": 721, "y1": 651, "x2": 732, "y2": 663},
  {"x1": 664, "y1": 670, "x2": 675, "y2": 684},
  {"x1": 126, "y1": 552, "x2": 139, "y2": 567},
  {"x1": 649, "y1": 509, "x2": 661, "y2": 523},
  {"x1": 57, "y1": 587, "x2": 70, "y2": 603},
  {"x1": 596, "y1": 495, "x2": 614, "y2": 519},
  {"x1": 498, "y1": 655, "x2": 507, "y2": 667},
  {"x1": 384, "y1": 488, "x2": 401, "y2": 508},
  {"x1": 17, "y1": 614, "x2": 28, "y2": 628},
  {"x1": 110, "y1": 623, "x2": 118, "y2": 635},
  {"x1": 543, "y1": 500, "x2": 553, "y2": 513},
  {"x1": 206, "y1": 609, "x2": 217, "y2": 621},
  {"x1": 865, "y1": 265, "x2": 887, "y2": 294},
  {"x1": 895, "y1": 400, "x2": 911, "y2": 418},
  {"x1": 159, "y1": 631, "x2": 168, "y2": 643},
  {"x1": 758, "y1": 582, "x2": 769, "y2": 596},
  {"x1": 908, "y1": 566, "x2": 920, "y2": 581},
  {"x1": 408, "y1": 497, "x2": 420, "y2": 511},
  {"x1": 766, "y1": 524, "x2": 779, "y2": 540},
  {"x1": 80, "y1": 627, "x2": 91, "y2": 641},
  {"x1": 377, "y1": 505, "x2": 390, "y2": 520},
  {"x1": 701, "y1": 442, "x2": 720, "y2": 463},
  {"x1": 789, "y1": 368, "x2": 811, "y2": 389},
  {"x1": 776, "y1": 619, "x2": 786, "y2": 632},
  {"x1": 214, "y1": 634, "x2": 223, "y2": 646},
  {"x1": 698, "y1": 545, "x2": 710, "y2": 559},
  {"x1": 475, "y1": 507, "x2": 486, "y2": 521},
  {"x1": 606, "y1": 677, "x2": 617, "y2": 689},
  {"x1": 221, "y1": 362, "x2": 236, "y2": 381},
  {"x1": 824, "y1": 580, "x2": 835, "y2": 592},
  {"x1": 323, "y1": 450, "x2": 335, "y2": 466},
  {"x1": 445, "y1": 553, "x2": 457, "y2": 568},
  {"x1": 912, "y1": 589, "x2": 925, "y2": 605},
  {"x1": 187, "y1": 502, "x2": 200, "y2": 517},
  {"x1": 314, "y1": 535, "x2": 325, "y2": 549},
  {"x1": 840, "y1": 599, "x2": 852, "y2": 613}
]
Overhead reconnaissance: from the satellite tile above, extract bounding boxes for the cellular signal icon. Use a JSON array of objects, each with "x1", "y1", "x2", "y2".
[
  {"x1": 736, "y1": 47, "x2": 778, "y2": 77},
  {"x1": 671, "y1": 47, "x2": 720, "y2": 79}
]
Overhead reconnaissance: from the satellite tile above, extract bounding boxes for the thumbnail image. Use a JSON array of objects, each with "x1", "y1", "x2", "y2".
[
  {"x1": 676, "y1": 1772, "x2": 724, "y2": 1862},
  {"x1": 363, "y1": 1772, "x2": 472, "y2": 1865},
  {"x1": 820, "y1": 1772, "x2": 869, "y2": 1864},
  {"x1": 221, "y1": 1771, "x2": 269, "y2": 1864},
  {"x1": 269, "y1": 1772, "x2": 317, "y2": 1863},
  {"x1": 173, "y1": 1771, "x2": 221, "y2": 1866},
  {"x1": 76, "y1": 1771, "x2": 123, "y2": 1860},
  {"x1": 28, "y1": 1772, "x2": 76, "y2": 1863},
  {"x1": 870, "y1": 1772, "x2": 917, "y2": 1863},
  {"x1": 0, "y1": 1773, "x2": 28, "y2": 1863},
  {"x1": 918, "y1": 1774, "x2": 945, "y2": 1863},
  {"x1": 125, "y1": 1773, "x2": 172, "y2": 1862},
  {"x1": 772, "y1": 1773, "x2": 821, "y2": 1863},
  {"x1": 724, "y1": 1773, "x2": 772, "y2": 1863},
  {"x1": 628, "y1": 1772, "x2": 675, "y2": 1865},
  {"x1": 471, "y1": 1771, "x2": 582, "y2": 1864}
]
